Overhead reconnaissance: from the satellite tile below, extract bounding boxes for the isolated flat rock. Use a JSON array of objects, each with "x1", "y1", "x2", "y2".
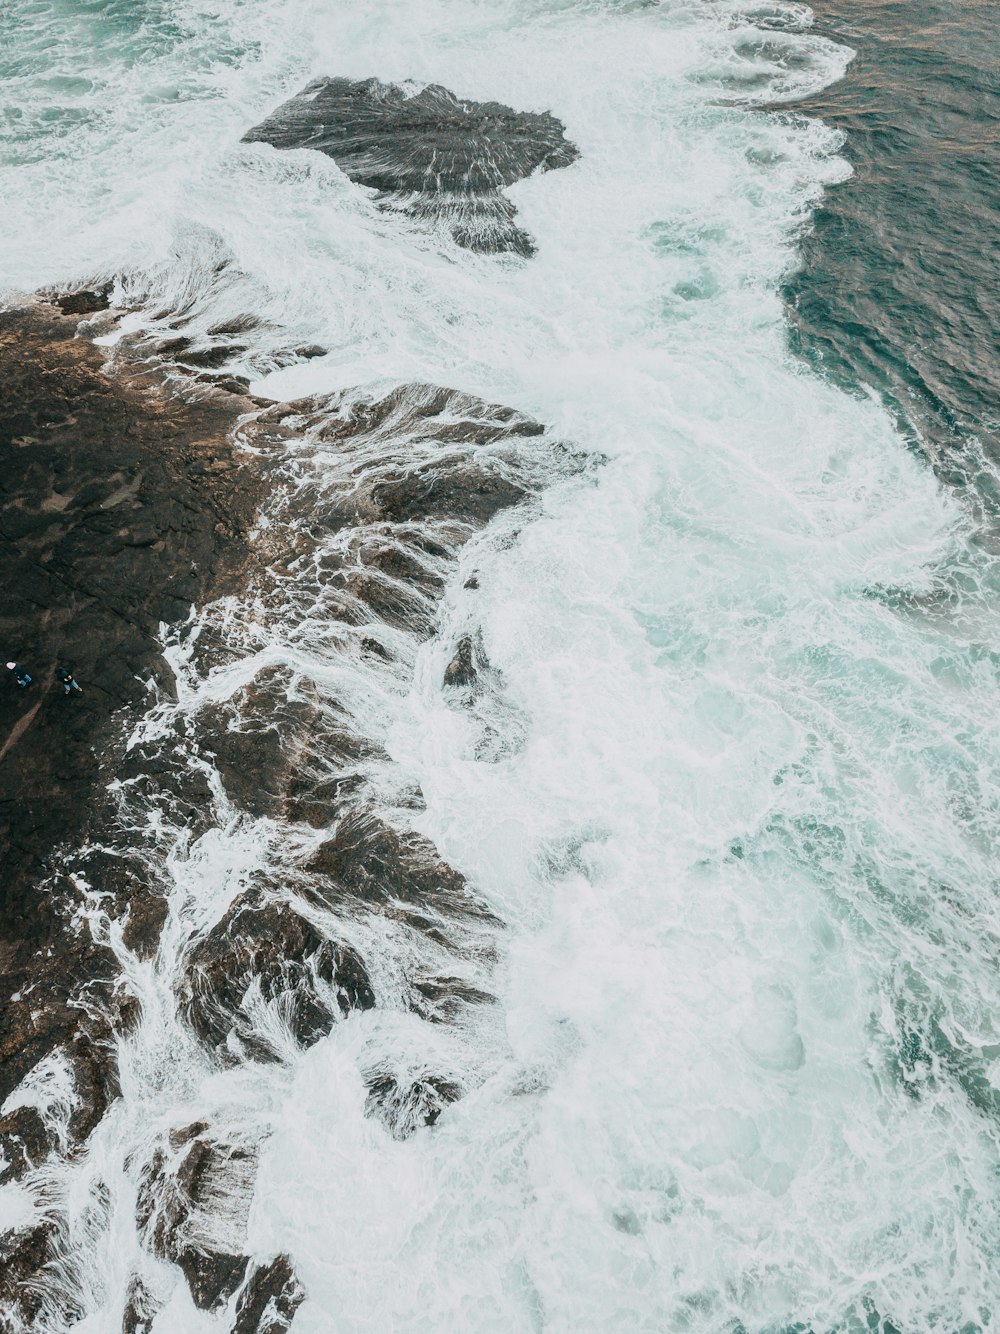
[{"x1": 243, "y1": 76, "x2": 578, "y2": 255}]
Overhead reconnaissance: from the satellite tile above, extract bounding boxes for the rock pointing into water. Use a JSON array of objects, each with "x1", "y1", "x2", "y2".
[
  {"x1": 136, "y1": 1125, "x2": 255, "y2": 1311},
  {"x1": 179, "y1": 891, "x2": 375, "y2": 1063},
  {"x1": 242, "y1": 76, "x2": 579, "y2": 255}
]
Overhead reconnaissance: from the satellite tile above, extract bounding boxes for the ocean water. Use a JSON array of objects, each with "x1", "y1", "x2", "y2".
[
  {"x1": 785, "y1": 0, "x2": 1000, "y2": 512},
  {"x1": 3, "y1": 1, "x2": 1000, "y2": 1331}
]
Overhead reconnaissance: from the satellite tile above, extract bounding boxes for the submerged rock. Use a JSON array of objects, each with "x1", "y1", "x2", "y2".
[
  {"x1": 136, "y1": 1128, "x2": 255, "y2": 1311},
  {"x1": 179, "y1": 891, "x2": 374, "y2": 1062},
  {"x1": 443, "y1": 635, "x2": 478, "y2": 689},
  {"x1": 122, "y1": 1276, "x2": 158, "y2": 1334},
  {"x1": 365, "y1": 1071, "x2": 461, "y2": 1139},
  {"x1": 243, "y1": 76, "x2": 579, "y2": 255}
]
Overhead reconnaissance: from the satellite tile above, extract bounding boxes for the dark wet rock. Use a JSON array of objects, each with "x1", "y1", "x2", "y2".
[
  {"x1": 136, "y1": 1131, "x2": 255, "y2": 1310},
  {"x1": 0, "y1": 951, "x2": 137, "y2": 1161},
  {"x1": 54, "y1": 285, "x2": 112, "y2": 316},
  {"x1": 194, "y1": 372, "x2": 254, "y2": 397},
  {"x1": 232, "y1": 1254, "x2": 305, "y2": 1334},
  {"x1": 122, "y1": 1275, "x2": 158, "y2": 1334},
  {"x1": 360, "y1": 634, "x2": 393, "y2": 662},
  {"x1": 169, "y1": 1120, "x2": 210, "y2": 1149},
  {"x1": 68, "y1": 1032, "x2": 121, "y2": 1144},
  {"x1": 68, "y1": 847, "x2": 170, "y2": 961},
  {"x1": 111, "y1": 737, "x2": 223, "y2": 855},
  {"x1": 0, "y1": 297, "x2": 264, "y2": 922},
  {"x1": 338, "y1": 566, "x2": 436, "y2": 631},
  {"x1": 411, "y1": 974, "x2": 495, "y2": 1025},
  {"x1": 179, "y1": 890, "x2": 374, "y2": 1062},
  {"x1": 365, "y1": 1071, "x2": 461, "y2": 1138},
  {"x1": 0, "y1": 1104, "x2": 50, "y2": 1185},
  {"x1": 306, "y1": 808, "x2": 497, "y2": 930},
  {"x1": 374, "y1": 462, "x2": 528, "y2": 527},
  {"x1": 443, "y1": 635, "x2": 477, "y2": 688},
  {"x1": 198, "y1": 666, "x2": 386, "y2": 822},
  {"x1": 0, "y1": 1221, "x2": 55, "y2": 1331},
  {"x1": 181, "y1": 1249, "x2": 250, "y2": 1311},
  {"x1": 283, "y1": 771, "x2": 370, "y2": 829},
  {"x1": 0, "y1": 300, "x2": 270, "y2": 1305},
  {"x1": 177, "y1": 344, "x2": 247, "y2": 370},
  {"x1": 250, "y1": 383, "x2": 546, "y2": 534},
  {"x1": 206, "y1": 315, "x2": 265, "y2": 338},
  {"x1": 243, "y1": 77, "x2": 578, "y2": 256}
]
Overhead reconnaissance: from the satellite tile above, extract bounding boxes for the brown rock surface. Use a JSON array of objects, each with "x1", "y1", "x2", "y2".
[
  {"x1": 136, "y1": 1128, "x2": 255, "y2": 1311},
  {"x1": 179, "y1": 890, "x2": 375, "y2": 1063},
  {"x1": 0, "y1": 299, "x2": 267, "y2": 1305},
  {"x1": 231, "y1": 1255, "x2": 305, "y2": 1334},
  {"x1": 0, "y1": 1221, "x2": 56, "y2": 1332}
]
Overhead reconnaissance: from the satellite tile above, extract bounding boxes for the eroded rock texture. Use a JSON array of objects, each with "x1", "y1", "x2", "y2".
[
  {"x1": 180, "y1": 891, "x2": 375, "y2": 1064},
  {"x1": 243, "y1": 77, "x2": 578, "y2": 255},
  {"x1": 0, "y1": 301, "x2": 267, "y2": 1329},
  {"x1": 0, "y1": 1222, "x2": 55, "y2": 1332},
  {"x1": 232, "y1": 1255, "x2": 305, "y2": 1334},
  {"x1": 0, "y1": 299, "x2": 593, "y2": 1326},
  {"x1": 136, "y1": 1124, "x2": 255, "y2": 1311}
]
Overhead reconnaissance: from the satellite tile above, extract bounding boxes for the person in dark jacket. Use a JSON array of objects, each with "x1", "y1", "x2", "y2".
[
  {"x1": 56, "y1": 667, "x2": 83, "y2": 695},
  {"x1": 6, "y1": 661, "x2": 31, "y2": 688}
]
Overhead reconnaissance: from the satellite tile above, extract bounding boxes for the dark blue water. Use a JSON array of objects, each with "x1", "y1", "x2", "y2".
[{"x1": 784, "y1": 0, "x2": 1000, "y2": 514}]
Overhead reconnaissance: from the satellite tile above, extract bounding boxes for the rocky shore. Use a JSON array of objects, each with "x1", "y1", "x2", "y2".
[
  {"x1": 0, "y1": 294, "x2": 589, "y2": 1330},
  {"x1": 0, "y1": 297, "x2": 271, "y2": 1327},
  {"x1": 0, "y1": 73, "x2": 587, "y2": 1330}
]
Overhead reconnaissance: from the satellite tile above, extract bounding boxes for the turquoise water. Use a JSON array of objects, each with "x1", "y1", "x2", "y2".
[{"x1": 2, "y1": 2, "x2": 1000, "y2": 1331}]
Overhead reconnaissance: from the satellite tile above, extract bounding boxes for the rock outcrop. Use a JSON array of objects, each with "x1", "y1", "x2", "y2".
[
  {"x1": 0, "y1": 295, "x2": 592, "y2": 1328},
  {"x1": 243, "y1": 77, "x2": 578, "y2": 255},
  {"x1": 179, "y1": 891, "x2": 375, "y2": 1063},
  {"x1": 136, "y1": 1124, "x2": 255, "y2": 1312},
  {"x1": 231, "y1": 1255, "x2": 305, "y2": 1334}
]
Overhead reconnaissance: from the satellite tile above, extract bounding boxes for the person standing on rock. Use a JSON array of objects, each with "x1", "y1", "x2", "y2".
[
  {"x1": 6, "y1": 662, "x2": 32, "y2": 688},
  {"x1": 56, "y1": 666, "x2": 83, "y2": 695}
]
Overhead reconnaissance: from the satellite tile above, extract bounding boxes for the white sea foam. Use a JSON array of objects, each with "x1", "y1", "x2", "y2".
[{"x1": 4, "y1": 0, "x2": 1000, "y2": 1330}]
